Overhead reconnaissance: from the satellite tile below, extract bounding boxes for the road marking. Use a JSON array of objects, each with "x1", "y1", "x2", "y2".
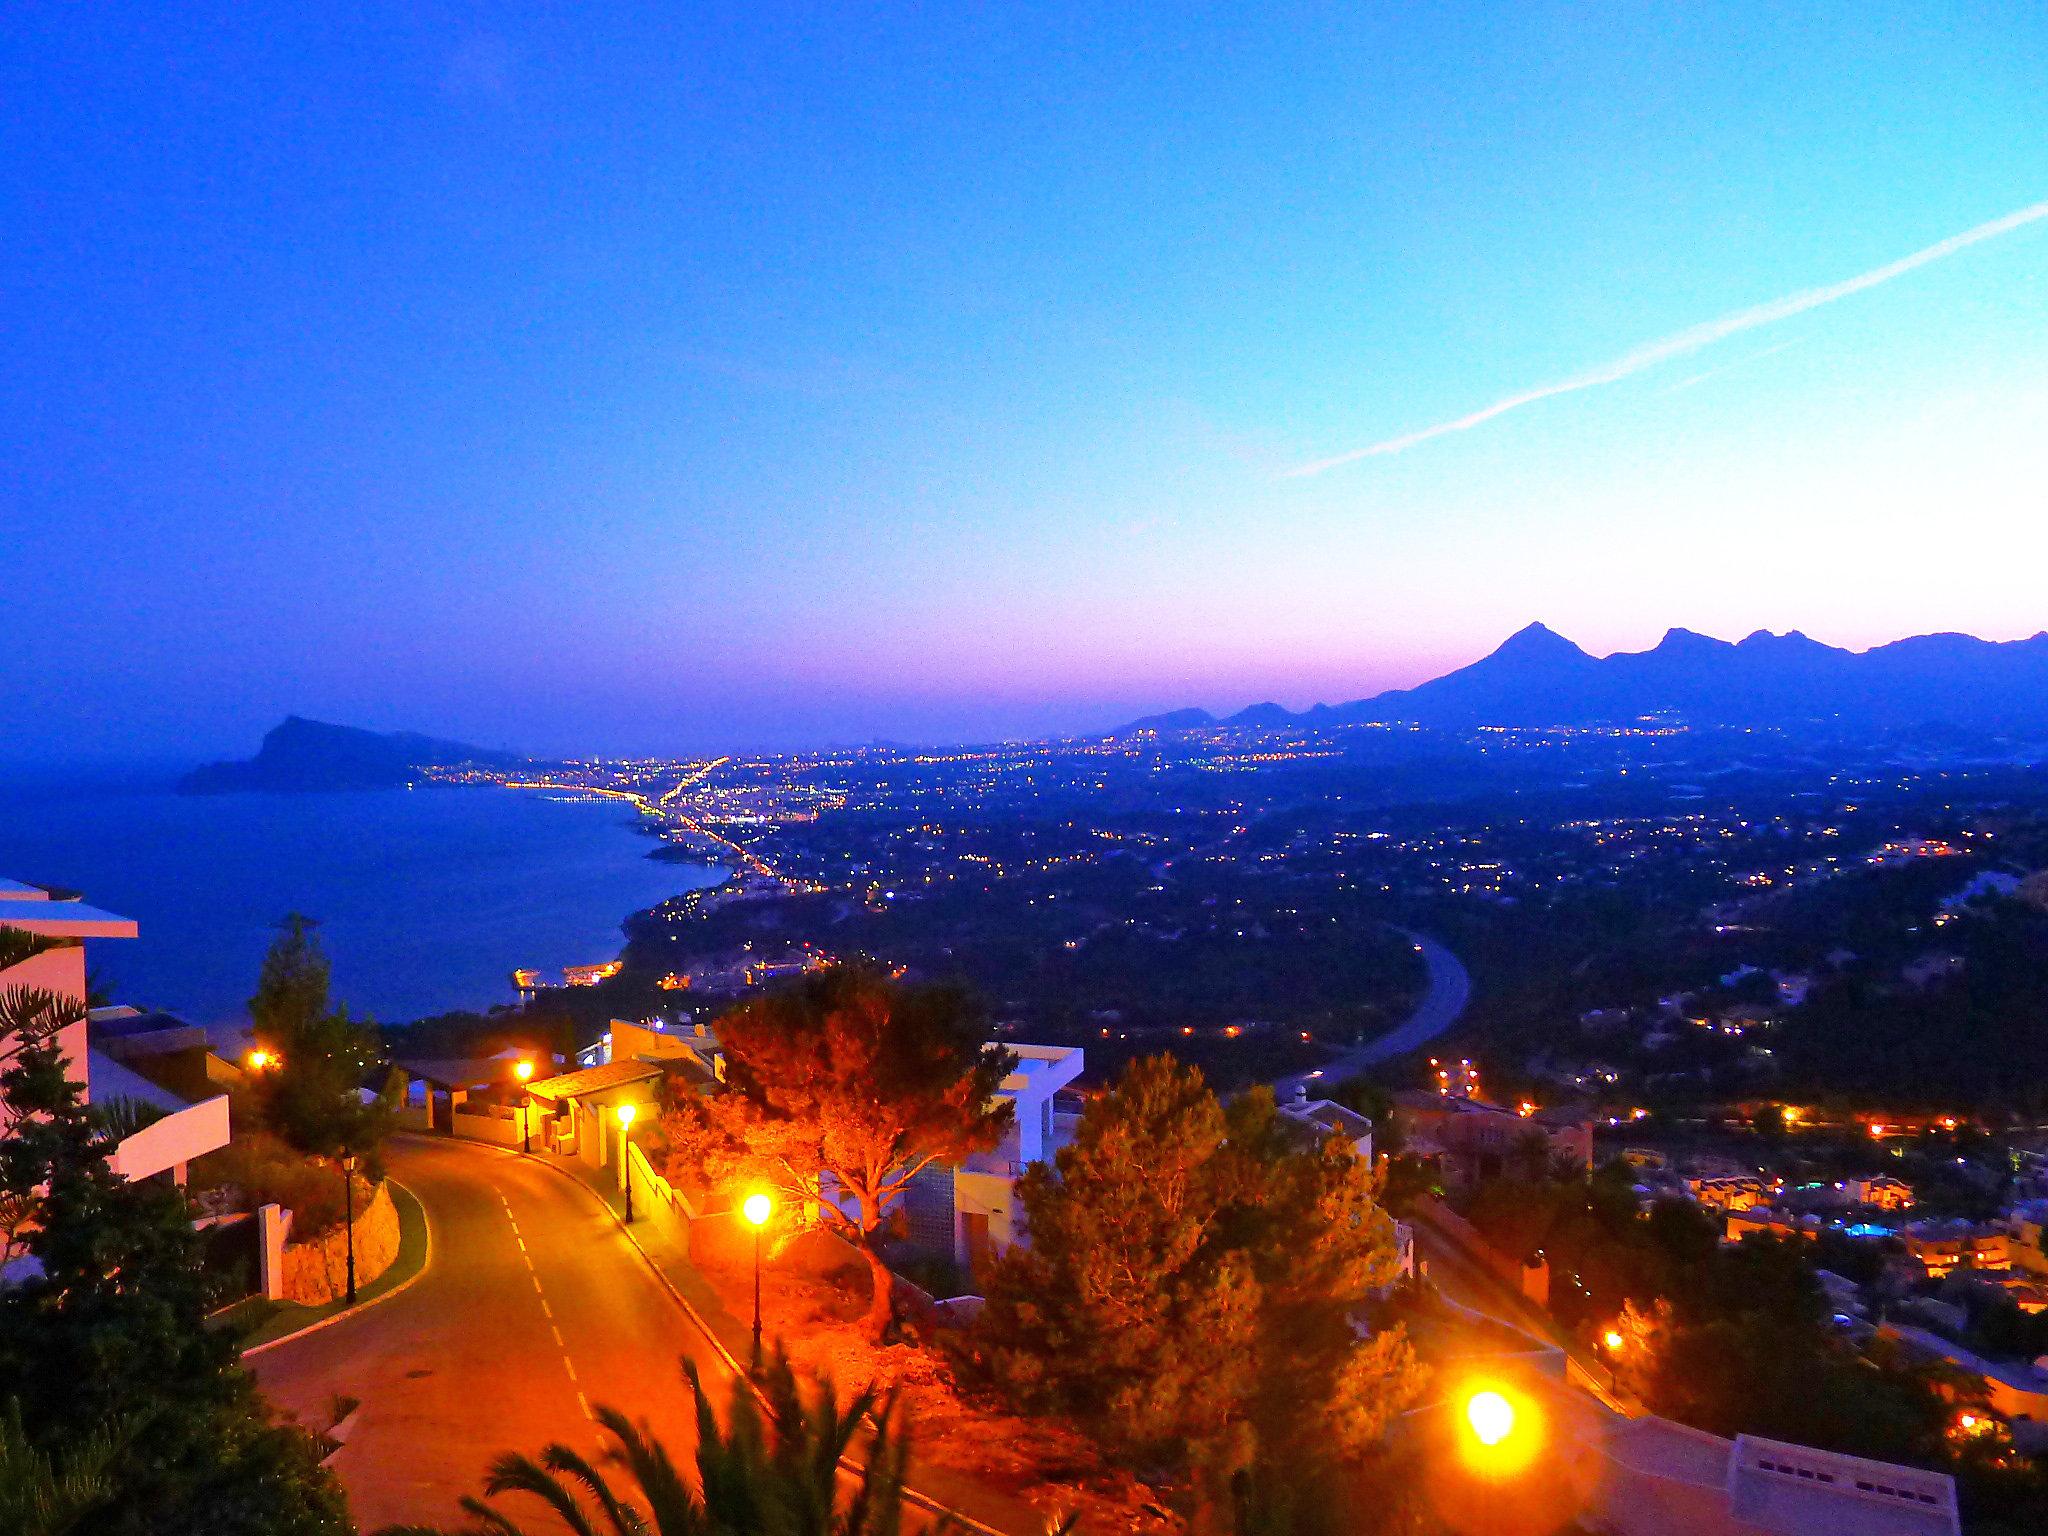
[
  {"x1": 576, "y1": 1390, "x2": 592, "y2": 1419},
  {"x1": 562, "y1": 1355, "x2": 578, "y2": 1382},
  {"x1": 531, "y1": 1273, "x2": 544, "y2": 1293},
  {"x1": 539, "y1": 1298, "x2": 553, "y2": 1319},
  {"x1": 550, "y1": 1324, "x2": 566, "y2": 1347}
]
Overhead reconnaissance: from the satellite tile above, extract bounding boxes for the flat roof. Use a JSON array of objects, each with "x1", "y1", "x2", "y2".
[
  {"x1": 0, "y1": 900, "x2": 138, "y2": 939},
  {"x1": 525, "y1": 1058, "x2": 665, "y2": 1102}
]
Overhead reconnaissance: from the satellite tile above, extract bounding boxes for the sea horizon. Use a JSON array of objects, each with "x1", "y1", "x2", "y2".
[{"x1": 0, "y1": 779, "x2": 723, "y2": 1028}]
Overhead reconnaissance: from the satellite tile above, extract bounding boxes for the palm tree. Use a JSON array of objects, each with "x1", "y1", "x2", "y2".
[
  {"x1": 376, "y1": 1352, "x2": 928, "y2": 1536},
  {"x1": 0, "y1": 1401, "x2": 124, "y2": 1536}
]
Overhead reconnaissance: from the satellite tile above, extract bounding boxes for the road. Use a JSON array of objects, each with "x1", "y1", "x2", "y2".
[
  {"x1": 1409, "y1": 1203, "x2": 1632, "y2": 1416},
  {"x1": 252, "y1": 1136, "x2": 720, "y2": 1531},
  {"x1": 1273, "y1": 926, "x2": 1472, "y2": 1102}
]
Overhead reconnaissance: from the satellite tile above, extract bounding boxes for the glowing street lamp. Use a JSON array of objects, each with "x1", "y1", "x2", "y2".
[
  {"x1": 743, "y1": 1191, "x2": 774, "y2": 1372},
  {"x1": 1601, "y1": 1327, "x2": 1625, "y2": 1392},
  {"x1": 1466, "y1": 1390, "x2": 1515, "y2": 1448},
  {"x1": 246, "y1": 1048, "x2": 275, "y2": 1071},
  {"x1": 1456, "y1": 1383, "x2": 1540, "y2": 1479},
  {"x1": 515, "y1": 1060, "x2": 534, "y2": 1154},
  {"x1": 616, "y1": 1102, "x2": 637, "y2": 1223}
]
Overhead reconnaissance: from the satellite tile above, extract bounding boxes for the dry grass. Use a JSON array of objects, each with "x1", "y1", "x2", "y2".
[{"x1": 697, "y1": 1248, "x2": 1182, "y2": 1535}]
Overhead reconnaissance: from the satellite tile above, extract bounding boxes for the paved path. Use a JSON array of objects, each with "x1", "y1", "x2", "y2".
[
  {"x1": 1274, "y1": 925, "x2": 1472, "y2": 1101},
  {"x1": 251, "y1": 1135, "x2": 718, "y2": 1531}
]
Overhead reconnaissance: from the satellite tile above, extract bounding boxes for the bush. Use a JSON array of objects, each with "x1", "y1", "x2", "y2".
[{"x1": 190, "y1": 1131, "x2": 368, "y2": 1239}]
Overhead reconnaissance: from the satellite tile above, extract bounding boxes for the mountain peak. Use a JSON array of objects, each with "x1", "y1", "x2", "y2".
[
  {"x1": 1490, "y1": 622, "x2": 1589, "y2": 664},
  {"x1": 1654, "y1": 627, "x2": 1732, "y2": 654}
]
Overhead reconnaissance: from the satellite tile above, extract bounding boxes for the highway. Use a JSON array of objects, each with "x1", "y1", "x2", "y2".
[
  {"x1": 251, "y1": 1136, "x2": 720, "y2": 1531},
  {"x1": 1273, "y1": 926, "x2": 1472, "y2": 1102}
]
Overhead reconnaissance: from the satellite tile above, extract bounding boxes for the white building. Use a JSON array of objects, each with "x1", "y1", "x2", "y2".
[
  {"x1": 907, "y1": 1043, "x2": 1084, "y2": 1269},
  {"x1": 1, "y1": 880, "x2": 231, "y2": 1187}
]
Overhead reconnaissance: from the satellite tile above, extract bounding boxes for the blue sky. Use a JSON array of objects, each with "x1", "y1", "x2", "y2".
[{"x1": 4, "y1": 4, "x2": 2046, "y2": 759}]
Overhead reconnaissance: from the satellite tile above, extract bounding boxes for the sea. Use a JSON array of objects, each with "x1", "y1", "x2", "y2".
[{"x1": 0, "y1": 777, "x2": 723, "y2": 1028}]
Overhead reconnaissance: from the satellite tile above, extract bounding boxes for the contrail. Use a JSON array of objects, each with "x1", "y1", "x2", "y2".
[{"x1": 1286, "y1": 197, "x2": 2048, "y2": 476}]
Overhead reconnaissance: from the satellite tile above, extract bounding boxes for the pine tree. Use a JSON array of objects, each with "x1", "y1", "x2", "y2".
[
  {"x1": 661, "y1": 966, "x2": 1014, "y2": 1338},
  {"x1": 0, "y1": 985, "x2": 350, "y2": 1536},
  {"x1": 979, "y1": 1056, "x2": 1426, "y2": 1527},
  {"x1": 248, "y1": 915, "x2": 388, "y2": 1163}
]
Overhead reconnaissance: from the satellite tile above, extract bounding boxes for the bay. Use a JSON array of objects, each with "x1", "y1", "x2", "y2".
[{"x1": 0, "y1": 781, "x2": 721, "y2": 1026}]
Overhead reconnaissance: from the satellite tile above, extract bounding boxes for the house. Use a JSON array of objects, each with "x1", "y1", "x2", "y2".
[
  {"x1": 1393, "y1": 1091, "x2": 1593, "y2": 1188},
  {"x1": 1552, "y1": 1376, "x2": 1959, "y2": 1535},
  {"x1": 1688, "y1": 1174, "x2": 1769, "y2": 1213},
  {"x1": 2009, "y1": 1202, "x2": 2048, "y2": 1277},
  {"x1": 1901, "y1": 1218, "x2": 2009, "y2": 1277},
  {"x1": 904, "y1": 1043, "x2": 1084, "y2": 1270},
  {"x1": 1846, "y1": 1174, "x2": 1914, "y2": 1211},
  {"x1": 1278, "y1": 1085, "x2": 1372, "y2": 1158},
  {"x1": 1, "y1": 880, "x2": 231, "y2": 1190}
]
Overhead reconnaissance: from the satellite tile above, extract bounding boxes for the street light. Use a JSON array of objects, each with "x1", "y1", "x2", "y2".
[
  {"x1": 515, "y1": 1060, "x2": 534, "y2": 1154},
  {"x1": 246, "y1": 1048, "x2": 275, "y2": 1071},
  {"x1": 616, "y1": 1103, "x2": 637, "y2": 1223},
  {"x1": 743, "y1": 1191, "x2": 773, "y2": 1373},
  {"x1": 341, "y1": 1151, "x2": 359, "y2": 1306},
  {"x1": 1466, "y1": 1390, "x2": 1515, "y2": 1448},
  {"x1": 1601, "y1": 1327, "x2": 1625, "y2": 1393},
  {"x1": 1456, "y1": 1383, "x2": 1540, "y2": 1479}
]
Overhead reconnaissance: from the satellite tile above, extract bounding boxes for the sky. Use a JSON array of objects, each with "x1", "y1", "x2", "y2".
[{"x1": 4, "y1": 4, "x2": 2047, "y2": 762}]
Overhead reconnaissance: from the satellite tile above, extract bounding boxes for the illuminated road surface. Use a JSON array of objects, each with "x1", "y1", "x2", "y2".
[
  {"x1": 1272, "y1": 925, "x2": 1473, "y2": 1102},
  {"x1": 251, "y1": 1135, "x2": 721, "y2": 1531}
]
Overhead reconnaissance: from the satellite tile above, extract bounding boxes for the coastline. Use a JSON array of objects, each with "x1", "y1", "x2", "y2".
[{"x1": 0, "y1": 781, "x2": 722, "y2": 1026}]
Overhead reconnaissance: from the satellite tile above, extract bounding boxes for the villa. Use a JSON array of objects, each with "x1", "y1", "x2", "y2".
[{"x1": 1, "y1": 878, "x2": 232, "y2": 1191}]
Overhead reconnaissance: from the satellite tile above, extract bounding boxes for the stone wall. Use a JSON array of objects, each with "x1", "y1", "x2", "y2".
[{"x1": 279, "y1": 1183, "x2": 399, "y2": 1306}]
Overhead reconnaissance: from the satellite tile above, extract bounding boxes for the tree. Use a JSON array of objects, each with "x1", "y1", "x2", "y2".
[
  {"x1": 0, "y1": 1401, "x2": 121, "y2": 1536},
  {"x1": 378, "y1": 1352, "x2": 922, "y2": 1536},
  {"x1": 0, "y1": 986, "x2": 350, "y2": 1536},
  {"x1": 661, "y1": 967, "x2": 1014, "y2": 1338},
  {"x1": 248, "y1": 915, "x2": 388, "y2": 1163},
  {"x1": 978, "y1": 1055, "x2": 1424, "y2": 1527}
]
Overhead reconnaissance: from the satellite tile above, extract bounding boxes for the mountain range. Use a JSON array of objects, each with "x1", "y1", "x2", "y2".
[
  {"x1": 1117, "y1": 625, "x2": 2048, "y2": 737},
  {"x1": 179, "y1": 717, "x2": 517, "y2": 794}
]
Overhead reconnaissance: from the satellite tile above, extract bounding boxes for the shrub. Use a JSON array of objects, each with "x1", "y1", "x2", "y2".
[{"x1": 190, "y1": 1131, "x2": 368, "y2": 1239}]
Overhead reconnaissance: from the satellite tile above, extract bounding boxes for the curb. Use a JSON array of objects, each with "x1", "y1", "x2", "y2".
[
  {"x1": 443, "y1": 1131, "x2": 1021, "y2": 1536},
  {"x1": 241, "y1": 1178, "x2": 434, "y2": 1359}
]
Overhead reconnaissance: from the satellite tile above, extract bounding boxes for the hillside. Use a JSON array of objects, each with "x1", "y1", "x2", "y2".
[{"x1": 179, "y1": 717, "x2": 517, "y2": 794}]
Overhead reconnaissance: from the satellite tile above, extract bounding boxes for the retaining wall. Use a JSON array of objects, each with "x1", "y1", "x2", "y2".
[{"x1": 278, "y1": 1183, "x2": 399, "y2": 1305}]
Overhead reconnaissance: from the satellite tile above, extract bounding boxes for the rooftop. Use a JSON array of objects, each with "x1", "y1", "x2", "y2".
[{"x1": 0, "y1": 880, "x2": 138, "y2": 939}]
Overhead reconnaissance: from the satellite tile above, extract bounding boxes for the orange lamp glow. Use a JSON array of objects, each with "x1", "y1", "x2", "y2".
[
  {"x1": 515, "y1": 1059, "x2": 534, "y2": 1082},
  {"x1": 1466, "y1": 1390, "x2": 1516, "y2": 1448},
  {"x1": 743, "y1": 1192, "x2": 773, "y2": 1227},
  {"x1": 246, "y1": 1049, "x2": 274, "y2": 1071},
  {"x1": 615, "y1": 1102, "x2": 637, "y2": 1130},
  {"x1": 1603, "y1": 1329, "x2": 1624, "y2": 1352}
]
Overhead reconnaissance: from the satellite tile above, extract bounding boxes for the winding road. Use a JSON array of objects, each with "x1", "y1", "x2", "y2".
[
  {"x1": 1272, "y1": 925, "x2": 1472, "y2": 1101},
  {"x1": 251, "y1": 1136, "x2": 720, "y2": 1531}
]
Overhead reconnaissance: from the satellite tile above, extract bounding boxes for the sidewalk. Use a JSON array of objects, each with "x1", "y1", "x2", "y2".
[{"x1": 528, "y1": 1145, "x2": 1053, "y2": 1536}]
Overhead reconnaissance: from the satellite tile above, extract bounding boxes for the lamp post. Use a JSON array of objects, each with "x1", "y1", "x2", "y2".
[
  {"x1": 341, "y1": 1151, "x2": 358, "y2": 1305},
  {"x1": 1601, "y1": 1328, "x2": 1624, "y2": 1394},
  {"x1": 515, "y1": 1059, "x2": 534, "y2": 1153},
  {"x1": 743, "y1": 1191, "x2": 773, "y2": 1373},
  {"x1": 616, "y1": 1102, "x2": 637, "y2": 1222}
]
